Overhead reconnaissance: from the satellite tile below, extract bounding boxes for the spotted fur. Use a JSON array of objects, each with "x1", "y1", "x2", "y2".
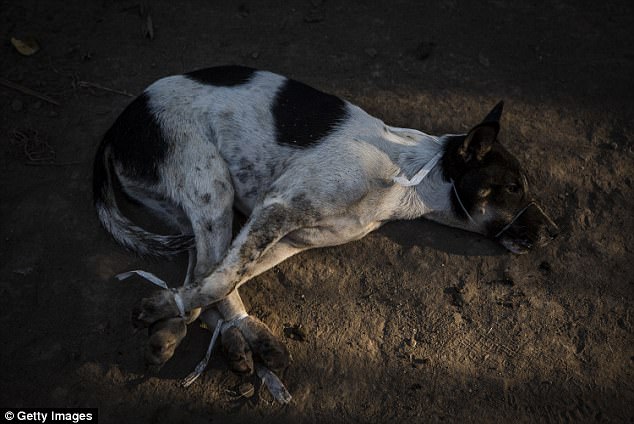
[{"x1": 93, "y1": 66, "x2": 558, "y2": 371}]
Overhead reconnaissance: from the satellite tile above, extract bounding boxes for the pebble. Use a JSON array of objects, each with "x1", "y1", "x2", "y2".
[
  {"x1": 284, "y1": 323, "x2": 307, "y2": 342},
  {"x1": 578, "y1": 208, "x2": 592, "y2": 228}
]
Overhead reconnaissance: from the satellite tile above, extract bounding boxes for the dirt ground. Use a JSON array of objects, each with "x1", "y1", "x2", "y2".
[{"x1": 1, "y1": 0, "x2": 633, "y2": 422}]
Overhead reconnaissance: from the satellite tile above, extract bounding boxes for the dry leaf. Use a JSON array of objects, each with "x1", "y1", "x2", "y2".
[{"x1": 11, "y1": 36, "x2": 40, "y2": 56}]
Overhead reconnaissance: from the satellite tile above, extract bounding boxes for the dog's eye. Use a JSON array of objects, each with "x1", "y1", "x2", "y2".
[{"x1": 506, "y1": 184, "x2": 520, "y2": 194}]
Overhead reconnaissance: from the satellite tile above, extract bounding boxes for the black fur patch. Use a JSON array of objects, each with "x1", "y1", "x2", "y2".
[
  {"x1": 273, "y1": 78, "x2": 347, "y2": 148},
  {"x1": 185, "y1": 66, "x2": 256, "y2": 86},
  {"x1": 440, "y1": 135, "x2": 468, "y2": 182},
  {"x1": 440, "y1": 135, "x2": 477, "y2": 220},
  {"x1": 105, "y1": 93, "x2": 167, "y2": 182}
]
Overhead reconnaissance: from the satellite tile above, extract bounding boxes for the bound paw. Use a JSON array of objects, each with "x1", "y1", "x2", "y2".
[
  {"x1": 221, "y1": 326, "x2": 254, "y2": 375},
  {"x1": 145, "y1": 317, "x2": 187, "y2": 367},
  {"x1": 235, "y1": 316, "x2": 291, "y2": 372},
  {"x1": 131, "y1": 290, "x2": 181, "y2": 329}
]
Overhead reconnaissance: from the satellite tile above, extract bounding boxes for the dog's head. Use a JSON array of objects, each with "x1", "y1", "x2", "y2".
[{"x1": 440, "y1": 102, "x2": 559, "y2": 254}]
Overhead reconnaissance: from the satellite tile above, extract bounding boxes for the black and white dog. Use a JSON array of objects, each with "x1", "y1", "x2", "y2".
[{"x1": 94, "y1": 66, "x2": 558, "y2": 375}]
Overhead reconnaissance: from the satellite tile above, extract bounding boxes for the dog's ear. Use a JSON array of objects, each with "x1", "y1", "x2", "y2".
[
  {"x1": 482, "y1": 100, "x2": 504, "y2": 125},
  {"x1": 456, "y1": 101, "x2": 503, "y2": 163},
  {"x1": 457, "y1": 122, "x2": 498, "y2": 162}
]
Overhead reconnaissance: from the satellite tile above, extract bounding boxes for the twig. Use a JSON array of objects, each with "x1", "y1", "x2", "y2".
[
  {"x1": 77, "y1": 80, "x2": 133, "y2": 97},
  {"x1": 24, "y1": 161, "x2": 83, "y2": 167},
  {"x1": 0, "y1": 77, "x2": 60, "y2": 105}
]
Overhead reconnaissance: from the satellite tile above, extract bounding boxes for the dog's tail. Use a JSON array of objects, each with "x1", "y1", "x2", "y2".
[{"x1": 92, "y1": 140, "x2": 194, "y2": 258}]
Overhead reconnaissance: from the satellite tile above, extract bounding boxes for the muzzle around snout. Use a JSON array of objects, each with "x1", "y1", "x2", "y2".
[{"x1": 495, "y1": 201, "x2": 559, "y2": 254}]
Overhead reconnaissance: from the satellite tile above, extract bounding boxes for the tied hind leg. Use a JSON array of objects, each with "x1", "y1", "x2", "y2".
[{"x1": 199, "y1": 292, "x2": 291, "y2": 375}]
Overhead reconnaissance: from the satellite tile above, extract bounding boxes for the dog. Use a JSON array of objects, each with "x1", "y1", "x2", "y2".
[{"x1": 93, "y1": 65, "x2": 558, "y2": 377}]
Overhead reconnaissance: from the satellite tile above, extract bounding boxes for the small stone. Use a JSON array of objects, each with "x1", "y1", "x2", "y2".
[
  {"x1": 238, "y1": 382, "x2": 255, "y2": 398},
  {"x1": 251, "y1": 51, "x2": 260, "y2": 59},
  {"x1": 11, "y1": 98, "x2": 23, "y2": 111},
  {"x1": 364, "y1": 47, "x2": 378, "y2": 58},
  {"x1": 284, "y1": 323, "x2": 307, "y2": 342},
  {"x1": 578, "y1": 208, "x2": 592, "y2": 228}
]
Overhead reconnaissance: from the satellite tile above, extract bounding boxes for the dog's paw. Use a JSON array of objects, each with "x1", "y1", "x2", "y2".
[
  {"x1": 236, "y1": 316, "x2": 291, "y2": 372},
  {"x1": 132, "y1": 290, "x2": 180, "y2": 328},
  {"x1": 145, "y1": 317, "x2": 187, "y2": 367},
  {"x1": 221, "y1": 326, "x2": 254, "y2": 375}
]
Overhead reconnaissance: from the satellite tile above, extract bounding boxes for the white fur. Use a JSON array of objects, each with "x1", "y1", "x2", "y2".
[{"x1": 109, "y1": 69, "x2": 490, "y2": 325}]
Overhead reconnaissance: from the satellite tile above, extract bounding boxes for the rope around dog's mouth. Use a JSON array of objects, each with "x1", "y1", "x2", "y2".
[
  {"x1": 449, "y1": 182, "x2": 538, "y2": 241},
  {"x1": 493, "y1": 201, "x2": 537, "y2": 239},
  {"x1": 388, "y1": 133, "x2": 538, "y2": 241}
]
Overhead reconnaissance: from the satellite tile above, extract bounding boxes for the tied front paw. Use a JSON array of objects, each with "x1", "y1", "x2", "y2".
[
  {"x1": 146, "y1": 317, "x2": 187, "y2": 367},
  {"x1": 131, "y1": 290, "x2": 180, "y2": 328}
]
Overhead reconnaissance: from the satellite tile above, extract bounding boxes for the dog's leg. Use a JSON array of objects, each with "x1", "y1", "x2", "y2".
[
  {"x1": 133, "y1": 201, "x2": 308, "y2": 327},
  {"x1": 143, "y1": 148, "x2": 235, "y2": 366},
  {"x1": 190, "y1": 207, "x2": 291, "y2": 374},
  {"x1": 174, "y1": 244, "x2": 291, "y2": 374},
  {"x1": 217, "y1": 290, "x2": 291, "y2": 373},
  {"x1": 196, "y1": 290, "x2": 287, "y2": 376},
  {"x1": 182, "y1": 186, "x2": 288, "y2": 374},
  {"x1": 143, "y1": 167, "x2": 289, "y2": 372}
]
